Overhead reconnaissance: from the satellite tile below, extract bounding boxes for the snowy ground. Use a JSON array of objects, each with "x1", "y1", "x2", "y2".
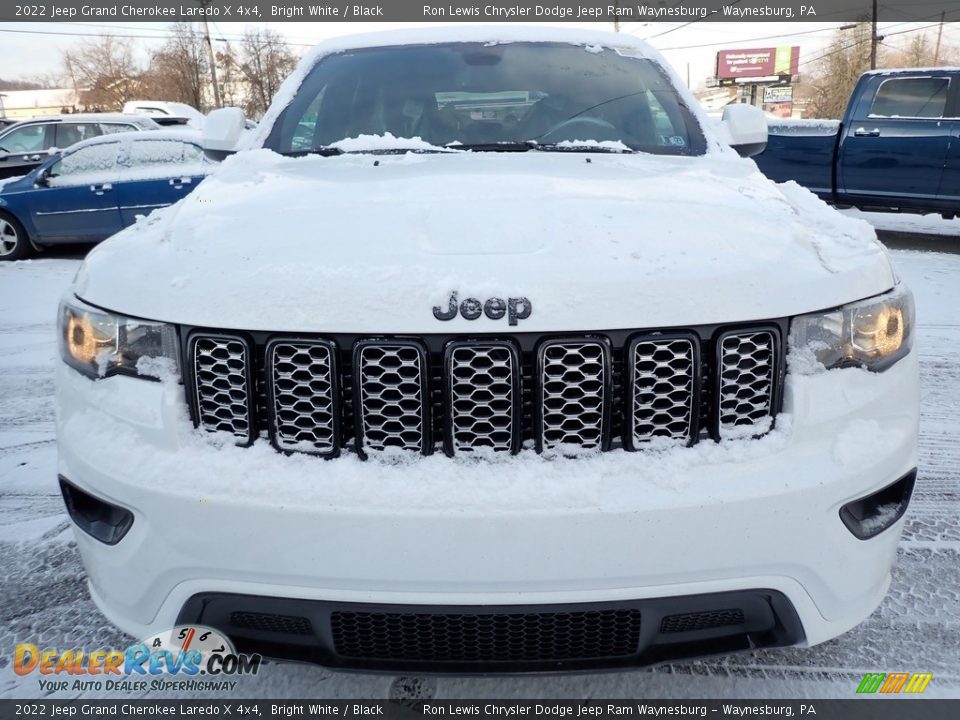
[{"x1": 1, "y1": 224, "x2": 958, "y2": 700}]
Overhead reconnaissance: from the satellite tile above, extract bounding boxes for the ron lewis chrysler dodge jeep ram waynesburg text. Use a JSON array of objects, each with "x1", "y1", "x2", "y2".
[{"x1": 56, "y1": 27, "x2": 919, "y2": 673}]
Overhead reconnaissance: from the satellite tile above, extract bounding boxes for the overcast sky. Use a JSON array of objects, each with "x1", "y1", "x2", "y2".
[{"x1": 1, "y1": 20, "x2": 957, "y2": 93}]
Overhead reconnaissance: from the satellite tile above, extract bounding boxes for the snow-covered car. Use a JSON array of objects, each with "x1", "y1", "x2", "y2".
[
  {"x1": 0, "y1": 113, "x2": 160, "y2": 180},
  {"x1": 0, "y1": 130, "x2": 213, "y2": 261},
  {"x1": 55, "y1": 27, "x2": 918, "y2": 673},
  {"x1": 122, "y1": 100, "x2": 206, "y2": 128}
]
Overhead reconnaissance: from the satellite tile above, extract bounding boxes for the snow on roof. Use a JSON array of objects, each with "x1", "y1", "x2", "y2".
[
  {"x1": 861, "y1": 66, "x2": 960, "y2": 76},
  {"x1": 300, "y1": 24, "x2": 658, "y2": 55},
  {"x1": 12, "y1": 112, "x2": 158, "y2": 124},
  {"x1": 65, "y1": 127, "x2": 201, "y2": 152},
  {"x1": 123, "y1": 101, "x2": 205, "y2": 122}
]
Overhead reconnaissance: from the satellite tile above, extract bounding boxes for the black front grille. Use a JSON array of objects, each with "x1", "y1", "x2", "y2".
[
  {"x1": 330, "y1": 608, "x2": 642, "y2": 663},
  {"x1": 183, "y1": 323, "x2": 786, "y2": 458}
]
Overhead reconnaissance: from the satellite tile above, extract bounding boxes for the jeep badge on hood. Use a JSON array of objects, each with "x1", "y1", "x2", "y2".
[{"x1": 433, "y1": 292, "x2": 532, "y2": 326}]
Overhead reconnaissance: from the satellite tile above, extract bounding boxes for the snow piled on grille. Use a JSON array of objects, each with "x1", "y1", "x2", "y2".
[{"x1": 59, "y1": 365, "x2": 798, "y2": 513}]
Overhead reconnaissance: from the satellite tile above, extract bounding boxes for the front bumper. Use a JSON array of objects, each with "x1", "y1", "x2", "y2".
[{"x1": 56, "y1": 350, "x2": 919, "y2": 670}]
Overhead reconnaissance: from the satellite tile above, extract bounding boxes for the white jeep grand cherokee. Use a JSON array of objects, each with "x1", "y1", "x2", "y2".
[{"x1": 56, "y1": 27, "x2": 918, "y2": 673}]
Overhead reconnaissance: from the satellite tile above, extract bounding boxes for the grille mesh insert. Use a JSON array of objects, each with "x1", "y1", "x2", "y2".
[
  {"x1": 191, "y1": 336, "x2": 251, "y2": 441},
  {"x1": 357, "y1": 343, "x2": 426, "y2": 452},
  {"x1": 630, "y1": 337, "x2": 696, "y2": 445},
  {"x1": 447, "y1": 343, "x2": 516, "y2": 453},
  {"x1": 718, "y1": 331, "x2": 776, "y2": 437},
  {"x1": 659, "y1": 609, "x2": 745, "y2": 634},
  {"x1": 230, "y1": 611, "x2": 314, "y2": 636},
  {"x1": 331, "y1": 609, "x2": 642, "y2": 663},
  {"x1": 269, "y1": 341, "x2": 337, "y2": 454},
  {"x1": 538, "y1": 340, "x2": 608, "y2": 451}
]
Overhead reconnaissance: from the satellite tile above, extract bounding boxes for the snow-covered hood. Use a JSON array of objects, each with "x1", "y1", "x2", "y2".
[{"x1": 74, "y1": 150, "x2": 895, "y2": 333}]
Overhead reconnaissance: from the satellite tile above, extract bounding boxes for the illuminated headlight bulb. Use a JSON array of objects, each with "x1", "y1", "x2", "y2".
[{"x1": 852, "y1": 304, "x2": 904, "y2": 359}]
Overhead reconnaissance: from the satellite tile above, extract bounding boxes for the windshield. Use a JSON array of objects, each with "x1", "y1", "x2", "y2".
[{"x1": 265, "y1": 42, "x2": 706, "y2": 156}]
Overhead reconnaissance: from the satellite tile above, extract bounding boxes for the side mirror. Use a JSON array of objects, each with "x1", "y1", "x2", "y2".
[
  {"x1": 202, "y1": 107, "x2": 246, "y2": 161},
  {"x1": 721, "y1": 104, "x2": 768, "y2": 158},
  {"x1": 34, "y1": 170, "x2": 49, "y2": 187}
]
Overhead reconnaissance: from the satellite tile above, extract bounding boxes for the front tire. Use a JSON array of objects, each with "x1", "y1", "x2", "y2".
[{"x1": 0, "y1": 212, "x2": 32, "y2": 261}]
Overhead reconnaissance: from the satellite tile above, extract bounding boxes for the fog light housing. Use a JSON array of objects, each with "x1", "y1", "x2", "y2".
[
  {"x1": 839, "y1": 469, "x2": 916, "y2": 540},
  {"x1": 59, "y1": 476, "x2": 134, "y2": 545}
]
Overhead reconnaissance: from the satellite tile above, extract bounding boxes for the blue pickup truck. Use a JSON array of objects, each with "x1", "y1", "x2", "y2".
[{"x1": 753, "y1": 68, "x2": 960, "y2": 218}]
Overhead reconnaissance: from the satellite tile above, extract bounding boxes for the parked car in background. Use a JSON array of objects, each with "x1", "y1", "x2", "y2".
[
  {"x1": 0, "y1": 113, "x2": 160, "y2": 180},
  {"x1": 123, "y1": 100, "x2": 206, "y2": 128},
  {"x1": 754, "y1": 68, "x2": 960, "y2": 218},
  {"x1": 0, "y1": 129, "x2": 212, "y2": 260},
  {"x1": 0, "y1": 118, "x2": 17, "y2": 131}
]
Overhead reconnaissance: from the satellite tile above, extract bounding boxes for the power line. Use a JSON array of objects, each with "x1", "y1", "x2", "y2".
[
  {"x1": 657, "y1": 26, "x2": 843, "y2": 51},
  {"x1": 796, "y1": 21, "x2": 945, "y2": 69},
  {"x1": 646, "y1": 1, "x2": 744, "y2": 40}
]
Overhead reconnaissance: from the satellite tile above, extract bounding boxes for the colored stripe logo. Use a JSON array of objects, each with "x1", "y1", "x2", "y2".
[{"x1": 857, "y1": 672, "x2": 933, "y2": 694}]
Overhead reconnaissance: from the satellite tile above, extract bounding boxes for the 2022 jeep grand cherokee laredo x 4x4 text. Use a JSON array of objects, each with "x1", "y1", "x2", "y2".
[{"x1": 55, "y1": 27, "x2": 918, "y2": 673}]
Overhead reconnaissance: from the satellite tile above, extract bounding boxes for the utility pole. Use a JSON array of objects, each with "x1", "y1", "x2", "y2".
[
  {"x1": 199, "y1": 1, "x2": 222, "y2": 109},
  {"x1": 613, "y1": 0, "x2": 620, "y2": 31},
  {"x1": 935, "y1": 11, "x2": 946, "y2": 65},
  {"x1": 870, "y1": 0, "x2": 878, "y2": 70}
]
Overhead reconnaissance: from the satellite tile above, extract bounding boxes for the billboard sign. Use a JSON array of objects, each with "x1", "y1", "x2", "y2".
[{"x1": 717, "y1": 47, "x2": 800, "y2": 80}]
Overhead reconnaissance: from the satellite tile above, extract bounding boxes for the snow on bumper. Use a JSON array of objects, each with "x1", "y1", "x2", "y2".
[{"x1": 55, "y1": 352, "x2": 919, "y2": 646}]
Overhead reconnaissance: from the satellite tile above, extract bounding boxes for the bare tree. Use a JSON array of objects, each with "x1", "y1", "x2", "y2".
[
  {"x1": 887, "y1": 31, "x2": 958, "y2": 67},
  {"x1": 214, "y1": 50, "x2": 243, "y2": 109},
  {"x1": 62, "y1": 35, "x2": 143, "y2": 110},
  {"x1": 144, "y1": 23, "x2": 210, "y2": 111},
  {"x1": 803, "y1": 22, "x2": 877, "y2": 119},
  {"x1": 238, "y1": 28, "x2": 298, "y2": 119}
]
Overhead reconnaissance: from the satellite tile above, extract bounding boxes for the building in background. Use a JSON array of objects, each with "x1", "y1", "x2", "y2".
[{"x1": 0, "y1": 88, "x2": 85, "y2": 119}]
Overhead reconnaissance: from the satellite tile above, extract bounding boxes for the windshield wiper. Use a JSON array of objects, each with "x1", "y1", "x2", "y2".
[
  {"x1": 280, "y1": 147, "x2": 345, "y2": 157},
  {"x1": 281, "y1": 146, "x2": 457, "y2": 156},
  {"x1": 450, "y1": 142, "x2": 535, "y2": 152},
  {"x1": 529, "y1": 142, "x2": 634, "y2": 154},
  {"x1": 452, "y1": 141, "x2": 632, "y2": 154}
]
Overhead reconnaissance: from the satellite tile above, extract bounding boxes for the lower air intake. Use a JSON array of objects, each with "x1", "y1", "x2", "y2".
[
  {"x1": 330, "y1": 608, "x2": 642, "y2": 663},
  {"x1": 230, "y1": 611, "x2": 314, "y2": 636},
  {"x1": 659, "y1": 608, "x2": 745, "y2": 634}
]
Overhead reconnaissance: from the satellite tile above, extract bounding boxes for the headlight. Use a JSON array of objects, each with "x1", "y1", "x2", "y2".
[
  {"x1": 789, "y1": 284, "x2": 914, "y2": 373},
  {"x1": 58, "y1": 297, "x2": 179, "y2": 381}
]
